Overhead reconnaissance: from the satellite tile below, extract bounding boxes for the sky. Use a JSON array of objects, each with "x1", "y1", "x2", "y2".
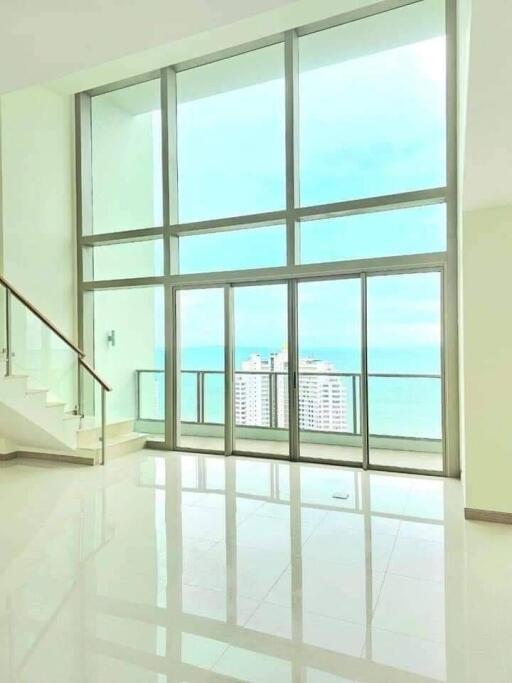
[
  {"x1": 173, "y1": 33, "x2": 446, "y2": 360},
  {"x1": 176, "y1": 37, "x2": 445, "y2": 221},
  {"x1": 92, "y1": 18, "x2": 447, "y2": 367}
]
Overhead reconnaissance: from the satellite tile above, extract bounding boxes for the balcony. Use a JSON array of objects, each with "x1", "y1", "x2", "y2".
[{"x1": 135, "y1": 369, "x2": 443, "y2": 472}]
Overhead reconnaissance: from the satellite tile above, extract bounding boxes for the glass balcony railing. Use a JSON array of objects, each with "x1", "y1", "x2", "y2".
[{"x1": 135, "y1": 369, "x2": 442, "y2": 443}]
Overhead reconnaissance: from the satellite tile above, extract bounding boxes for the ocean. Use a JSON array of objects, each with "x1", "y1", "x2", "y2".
[{"x1": 146, "y1": 345, "x2": 442, "y2": 440}]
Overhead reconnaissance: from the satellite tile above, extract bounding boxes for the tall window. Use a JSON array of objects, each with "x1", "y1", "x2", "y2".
[
  {"x1": 91, "y1": 79, "x2": 162, "y2": 233},
  {"x1": 177, "y1": 45, "x2": 285, "y2": 223},
  {"x1": 78, "y1": 0, "x2": 455, "y2": 475},
  {"x1": 299, "y1": 1, "x2": 446, "y2": 206}
]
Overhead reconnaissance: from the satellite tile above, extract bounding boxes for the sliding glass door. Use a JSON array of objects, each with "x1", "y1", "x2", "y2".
[
  {"x1": 297, "y1": 278, "x2": 363, "y2": 465},
  {"x1": 233, "y1": 283, "x2": 289, "y2": 457},
  {"x1": 172, "y1": 271, "x2": 444, "y2": 474},
  {"x1": 175, "y1": 287, "x2": 225, "y2": 453},
  {"x1": 367, "y1": 271, "x2": 443, "y2": 472}
]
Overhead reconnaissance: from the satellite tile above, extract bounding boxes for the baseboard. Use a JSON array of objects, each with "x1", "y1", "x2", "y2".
[
  {"x1": 464, "y1": 507, "x2": 512, "y2": 524},
  {"x1": 15, "y1": 451, "x2": 95, "y2": 466}
]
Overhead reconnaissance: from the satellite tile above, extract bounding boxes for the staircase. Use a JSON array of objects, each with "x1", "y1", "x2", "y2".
[
  {"x1": 0, "y1": 275, "x2": 147, "y2": 465},
  {"x1": 77, "y1": 420, "x2": 147, "y2": 464}
]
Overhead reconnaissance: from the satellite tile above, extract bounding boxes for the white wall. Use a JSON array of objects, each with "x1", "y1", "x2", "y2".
[
  {"x1": 0, "y1": 86, "x2": 75, "y2": 338},
  {"x1": 459, "y1": 1, "x2": 512, "y2": 515},
  {"x1": 461, "y1": 205, "x2": 512, "y2": 514},
  {"x1": 0, "y1": 86, "x2": 77, "y2": 411},
  {"x1": 93, "y1": 287, "x2": 163, "y2": 424},
  {"x1": 463, "y1": 0, "x2": 512, "y2": 212}
]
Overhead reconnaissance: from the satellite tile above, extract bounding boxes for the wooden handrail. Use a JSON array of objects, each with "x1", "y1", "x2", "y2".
[
  {"x1": 0, "y1": 275, "x2": 84, "y2": 357},
  {"x1": 79, "y1": 358, "x2": 112, "y2": 392},
  {"x1": 0, "y1": 275, "x2": 112, "y2": 392}
]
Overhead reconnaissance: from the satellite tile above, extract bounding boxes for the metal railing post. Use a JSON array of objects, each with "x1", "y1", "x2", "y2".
[
  {"x1": 268, "y1": 372, "x2": 274, "y2": 428},
  {"x1": 135, "y1": 370, "x2": 140, "y2": 420},
  {"x1": 198, "y1": 371, "x2": 205, "y2": 424},
  {"x1": 352, "y1": 374, "x2": 358, "y2": 435},
  {"x1": 101, "y1": 386, "x2": 106, "y2": 466},
  {"x1": 76, "y1": 358, "x2": 83, "y2": 416},
  {"x1": 5, "y1": 290, "x2": 11, "y2": 377}
]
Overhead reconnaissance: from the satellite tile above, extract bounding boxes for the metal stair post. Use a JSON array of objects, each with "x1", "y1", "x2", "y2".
[{"x1": 5, "y1": 290, "x2": 12, "y2": 377}]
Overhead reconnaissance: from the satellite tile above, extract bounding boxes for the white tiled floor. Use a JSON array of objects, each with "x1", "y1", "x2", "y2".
[{"x1": 0, "y1": 450, "x2": 511, "y2": 682}]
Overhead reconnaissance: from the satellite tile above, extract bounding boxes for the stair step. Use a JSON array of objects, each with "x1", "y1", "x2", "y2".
[
  {"x1": 80, "y1": 432, "x2": 146, "y2": 451},
  {"x1": 46, "y1": 401, "x2": 66, "y2": 408},
  {"x1": 26, "y1": 389, "x2": 47, "y2": 395},
  {"x1": 78, "y1": 419, "x2": 135, "y2": 446},
  {"x1": 78, "y1": 432, "x2": 147, "y2": 464}
]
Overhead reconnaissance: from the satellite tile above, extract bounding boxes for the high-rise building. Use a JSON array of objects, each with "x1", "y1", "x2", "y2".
[{"x1": 235, "y1": 351, "x2": 348, "y2": 432}]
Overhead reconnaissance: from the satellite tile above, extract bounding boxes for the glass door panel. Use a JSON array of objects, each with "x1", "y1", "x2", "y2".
[
  {"x1": 297, "y1": 278, "x2": 362, "y2": 464},
  {"x1": 176, "y1": 287, "x2": 225, "y2": 452},
  {"x1": 233, "y1": 284, "x2": 289, "y2": 456},
  {"x1": 367, "y1": 272, "x2": 443, "y2": 472}
]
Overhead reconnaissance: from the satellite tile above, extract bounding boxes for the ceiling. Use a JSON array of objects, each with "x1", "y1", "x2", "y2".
[{"x1": 0, "y1": 0, "x2": 299, "y2": 93}]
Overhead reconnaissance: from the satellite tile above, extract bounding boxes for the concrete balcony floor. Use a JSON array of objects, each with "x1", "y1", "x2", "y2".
[{"x1": 174, "y1": 435, "x2": 443, "y2": 472}]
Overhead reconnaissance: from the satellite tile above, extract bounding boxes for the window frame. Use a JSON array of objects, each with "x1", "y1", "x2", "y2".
[{"x1": 75, "y1": 0, "x2": 459, "y2": 477}]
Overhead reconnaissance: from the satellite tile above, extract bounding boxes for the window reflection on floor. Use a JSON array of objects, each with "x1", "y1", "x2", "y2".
[{"x1": 0, "y1": 451, "x2": 456, "y2": 683}]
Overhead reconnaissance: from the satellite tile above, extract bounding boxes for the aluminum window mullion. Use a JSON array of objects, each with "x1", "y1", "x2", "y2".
[
  {"x1": 296, "y1": 0, "x2": 423, "y2": 37},
  {"x1": 82, "y1": 276, "x2": 166, "y2": 290},
  {"x1": 161, "y1": 65, "x2": 179, "y2": 262},
  {"x1": 443, "y1": 0, "x2": 460, "y2": 477},
  {"x1": 75, "y1": 92, "x2": 97, "y2": 419},
  {"x1": 163, "y1": 252, "x2": 448, "y2": 288},
  {"x1": 87, "y1": 70, "x2": 161, "y2": 98},
  {"x1": 164, "y1": 284, "x2": 174, "y2": 450},
  {"x1": 81, "y1": 227, "x2": 164, "y2": 247},
  {"x1": 78, "y1": 187, "x2": 446, "y2": 248},
  {"x1": 79, "y1": 254, "x2": 449, "y2": 292},
  {"x1": 174, "y1": 34, "x2": 285, "y2": 74},
  {"x1": 296, "y1": 187, "x2": 447, "y2": 222},
  {"x1": 169, "y1": 210, "x2": 286, "y2": 236},
  {"x1": 75, "y1": 92, "x2": 93, "y2": 352},
  {"x1": 285, "y1": 28, "x2": 300, "y2": 462},
  {"x1": 162, "y1": 66, "x2": 179, "y2": 449},
  {"x1": 80, "y1": 187, "x2": 446, "y2": 245},
  {"x1": 171, "y1": 286, "x2": 181, "y2": 449},
  {"x1": 224, "y1": 285, "x2": 234, "y2": 456},
  {"x1": 287, "y1": 280, "x2": 299, "y2": 461},
  {"x1": 285, "y1": 29, "x2": 299, "y2": 268},
  {"x1": 361, "y1": 274, "x2": 370, "y2": 470}
]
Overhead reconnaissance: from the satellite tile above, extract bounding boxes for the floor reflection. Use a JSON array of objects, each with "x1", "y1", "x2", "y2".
[{"x1": 0, "y1": 451, "x2": 510, "y2": 682}]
